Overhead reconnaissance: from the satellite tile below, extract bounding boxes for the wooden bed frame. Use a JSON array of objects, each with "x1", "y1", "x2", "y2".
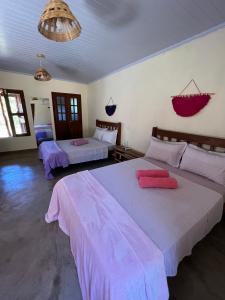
[
  {"x1": 96, "y1": 120, "x2": 122, "y2": 146},
  {"x1": 152, "y1": 127, "x2": 225, "y2": 152}
]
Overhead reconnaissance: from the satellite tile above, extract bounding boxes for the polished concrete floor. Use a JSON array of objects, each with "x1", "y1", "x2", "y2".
[{"x1": 0, "y1": 150, "x2": 225, "y2": 300}]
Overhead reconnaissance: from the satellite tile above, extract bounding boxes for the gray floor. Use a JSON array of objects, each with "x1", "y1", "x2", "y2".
[{"x1": 0, "y1": 150, "x2": 225, "y2": 300}]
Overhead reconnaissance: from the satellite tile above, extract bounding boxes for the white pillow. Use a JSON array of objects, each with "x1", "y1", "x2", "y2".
[
  {"x1": 102, "y1": 130, "x2": 118, "y2": 145},
  {"x1": 145, "y1": 137, "x2": 187, "y2": 167},
  {"x1": 180, "y1": 144, "x2": 225, "y2": 185},
  {"x1": 93, "y1": 127, "x2": 107, "y2": 141}
]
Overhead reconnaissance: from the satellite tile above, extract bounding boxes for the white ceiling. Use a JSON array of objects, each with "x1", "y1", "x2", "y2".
[{"x1": 1, "y1": 0, "x2": 225, "y2": 84}]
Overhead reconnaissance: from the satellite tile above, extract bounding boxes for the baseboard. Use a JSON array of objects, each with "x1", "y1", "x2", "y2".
[{"x1": 0, "y1": 148, "x2": 37, "y2": 155}]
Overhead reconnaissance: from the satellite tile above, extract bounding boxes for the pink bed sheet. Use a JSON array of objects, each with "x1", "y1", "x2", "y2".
[{"x1": 45, "y1": 171, "x2": 168, "y2": 300}]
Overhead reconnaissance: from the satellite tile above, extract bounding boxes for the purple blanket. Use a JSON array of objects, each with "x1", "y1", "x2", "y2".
[{"x1": 39, "y1": 141, "x2": 69, "y2": 179}]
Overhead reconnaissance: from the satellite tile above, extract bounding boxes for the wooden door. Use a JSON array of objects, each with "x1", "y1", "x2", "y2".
[
  {"x1": 52, "y1": 92, "x2": 83, "y2": 140},
  {"x1": 68, "y1": 94, "x2": 83, "y2": 138}
]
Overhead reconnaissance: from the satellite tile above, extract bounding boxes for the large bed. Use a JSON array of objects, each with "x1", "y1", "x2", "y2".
[
  {"x1": 46, "y1": 127, "x2": 225, "y2": 299},
  {"x1": 39, "y1": 120, "x2": 121, "y2": 179}
]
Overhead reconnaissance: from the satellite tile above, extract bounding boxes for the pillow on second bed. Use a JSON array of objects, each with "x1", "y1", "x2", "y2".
[
  {"x1": 180, "y1": 144, "x2": 225, "y2": 185},
  {"x1": 93, "y1": 127, "x2": 107, "y2": 141},
  {"x1": 145, "y1": 137, "x2": 187, "y2": 167},
  {"x1": 102, "y1": 130, "x2": 118, "y2": 145}
]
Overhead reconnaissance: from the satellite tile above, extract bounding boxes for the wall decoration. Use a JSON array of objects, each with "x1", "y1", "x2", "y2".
[
  {"x1": 171, "y1": 79, "x2": 215, "y2": 117},
  {"x1": 105, "y1": 97, "x2": 117, "y2": 116}
]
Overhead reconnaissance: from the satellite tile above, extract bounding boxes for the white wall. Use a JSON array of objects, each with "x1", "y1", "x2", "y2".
[
  {"x1": 88, "y1": 27, "x2": 225, "y2": 152},
  {"x1": 0, "y1": 71, "x2": 88, "y2": 152}
]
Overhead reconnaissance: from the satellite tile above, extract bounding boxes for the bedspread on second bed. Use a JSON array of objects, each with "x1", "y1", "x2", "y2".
[
  {"x1": 46, "y1": 171, "x2": 169, "y2": 300},
  {"x1": 57, "y1": 138, "x2": 110, "y2": 165}
]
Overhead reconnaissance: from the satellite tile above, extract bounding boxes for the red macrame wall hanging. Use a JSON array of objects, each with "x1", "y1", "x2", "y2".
[{"x1": 171, "y1": 79, "x2": 215, "y2": 117}]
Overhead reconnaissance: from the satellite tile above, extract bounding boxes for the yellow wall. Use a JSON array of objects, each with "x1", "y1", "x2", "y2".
[
  {"x1": 0, "y1": 71, "x2": 88, "y2": 152},
  {"x1": 1, "y1": 27, "x2": 225, "y2": 153},
  {"x1": 88, "y1": 27, "x2": 225, "y2": 152}
]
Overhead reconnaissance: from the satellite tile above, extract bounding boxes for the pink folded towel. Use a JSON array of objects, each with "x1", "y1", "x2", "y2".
[
  {"x1": 71, "y1": 139, "x2": 89, "y2": 146},
  {"x1": 136, "y1": 169, "x2": 169, "y2": 180},
  {"x1": 139, "y1": 177, "x2": 178, "y2": 189}
]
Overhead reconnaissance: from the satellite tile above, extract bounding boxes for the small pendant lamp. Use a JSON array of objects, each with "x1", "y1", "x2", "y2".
[
  {"x1": 34, "y1": 54, "x2": 52, "y2": 81},
  {"x1": 38, "y1": 0, "x2": 81, "y2": 42}
]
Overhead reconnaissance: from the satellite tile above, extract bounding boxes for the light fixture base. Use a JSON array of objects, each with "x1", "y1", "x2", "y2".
[{"x1": 36, "y1": 53, "x2": 45, "y2": 59}]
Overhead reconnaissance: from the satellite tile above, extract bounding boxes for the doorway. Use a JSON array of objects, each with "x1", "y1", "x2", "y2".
[
  {"x1": 52, "y1": 92, "x2": 83, "y2": 140},
  {"x1": 30, "y1": 98, "x2": 53, "y2": 145}
]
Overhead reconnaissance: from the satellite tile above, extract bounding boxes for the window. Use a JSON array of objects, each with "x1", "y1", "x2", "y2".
[
  {"x1": 70, "y1": 97, "x2": 79, "y2": 121},
  {"x1": 0, "y1": 89, "x2": 30, "y2": 138},
  {"x1": 56, "y1": 96, "x2": 66, "y2": 121}
]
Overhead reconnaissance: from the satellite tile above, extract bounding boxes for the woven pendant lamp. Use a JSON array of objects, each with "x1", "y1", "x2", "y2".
[
  {"x1": 34, "y1": 54, "x2": 52, "y2": 81},
  {"x1": 38, "y1": 0, "x2": 81, "y2": 42}
]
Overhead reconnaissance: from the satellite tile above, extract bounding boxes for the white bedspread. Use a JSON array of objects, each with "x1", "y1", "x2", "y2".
[
  {"x1": 57, "y1": 138, "x2": 110, "y2": 165},
  {"x1": 91, "y1": 158, "x2": 224, "y2": 276}
]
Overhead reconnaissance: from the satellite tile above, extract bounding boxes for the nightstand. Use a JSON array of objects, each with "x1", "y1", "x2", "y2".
[{"x1": 112, "y1": 145, "x2": 144, "y2": 163}]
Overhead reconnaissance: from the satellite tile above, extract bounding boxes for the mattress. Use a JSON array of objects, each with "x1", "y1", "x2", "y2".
[
  {"x1": 91, "y1": 158, "x2": 224, "y2": 276},
  {"x1": 57, "y1": 138, "x2": 113, "y2": 165}
]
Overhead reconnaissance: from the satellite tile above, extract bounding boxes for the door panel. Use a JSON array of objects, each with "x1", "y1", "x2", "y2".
[
  {"x1": 52, "y1": 92, "x2": 83, "y2": 140},
  {"x1": 57, "y1": 95, "x2": 66, "y2": 121},
  {"x1": 68, "y1": 95, "x2": 83, "y2": 138},
  {"x1": 52, "y1": 93, "x2": 69, "y2": 140}
]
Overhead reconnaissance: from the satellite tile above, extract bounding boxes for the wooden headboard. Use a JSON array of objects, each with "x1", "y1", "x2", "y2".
[
  {"x1": 152, "y1": 127, "x2": 225, "y2": 152},
  {"x1": 96, "y1": 120, "x2": 121, "y2": 145}
]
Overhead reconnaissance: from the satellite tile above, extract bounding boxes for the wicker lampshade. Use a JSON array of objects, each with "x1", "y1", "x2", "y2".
[
  {"x1": 34, "y1": 68, "x2": 52, "y2": 81},
  {"x1": 34, "y1": 54, "x2": 52, "y2": 81},
  {"x1": 38, "y1": 0, "x2": 81, "y2": 42}
]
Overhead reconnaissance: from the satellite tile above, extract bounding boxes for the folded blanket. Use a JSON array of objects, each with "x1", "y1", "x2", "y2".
[
  {"x1": 71, "y1": 139, "x2": 89, "y2": 146},
  {"x1": 136, "y1": 169, "x2": 169, "y2": 179},
  {"x1": 139, "y1": 177, "x2": 178, "y2": 189}
]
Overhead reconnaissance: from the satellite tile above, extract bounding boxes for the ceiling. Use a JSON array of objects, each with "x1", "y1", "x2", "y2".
[{"x1": 1, "y1": 0, "x2": 225, "y2": 84}]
